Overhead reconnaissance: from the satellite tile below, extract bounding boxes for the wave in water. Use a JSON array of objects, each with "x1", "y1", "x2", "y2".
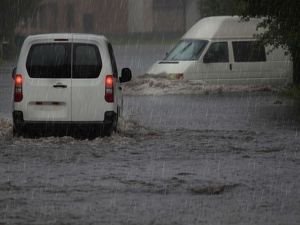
[
  {"x1": 123, "y1": 75, "x2": 273, "y2": 96},
  {"x1": 0, "y1": 117, "x2": 156, "y2": 144}
]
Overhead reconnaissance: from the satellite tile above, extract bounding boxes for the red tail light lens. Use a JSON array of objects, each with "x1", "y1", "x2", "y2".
[
  {"x1": 105, "y1": 75, "x2": 114, "y2": 103},
  {"x1": 14, "y1": 74, "x2": 23, "y2": 102}
]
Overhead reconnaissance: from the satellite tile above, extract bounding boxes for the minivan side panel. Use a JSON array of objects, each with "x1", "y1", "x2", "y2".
[{"x1": 107, "y1": 42, "x2": 122, "y2": 118}]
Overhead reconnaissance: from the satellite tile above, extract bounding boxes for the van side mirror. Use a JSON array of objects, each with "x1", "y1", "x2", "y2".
[
  {"x1": 12, "y1": 67, "x2": 16, "y2": 79},
  {"x1": 120, "y1": 68, "x2": 132, "y2": 83}
]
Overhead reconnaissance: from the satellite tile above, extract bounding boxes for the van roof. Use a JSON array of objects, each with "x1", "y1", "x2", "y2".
[
  {"x1": 25, "y1": 33, "x2": 108, "y2": 42},
  {"x1": 183, "y1": 16, "x2": 264, "y2": 40}
]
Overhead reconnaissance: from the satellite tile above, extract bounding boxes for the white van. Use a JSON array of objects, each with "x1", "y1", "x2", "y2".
[
  {"x1": 147, "y1": 16, "x2": 293, "y2": 85},
  {"x1": 12, "y1": 34, "x2": 132, "y2": 137}
]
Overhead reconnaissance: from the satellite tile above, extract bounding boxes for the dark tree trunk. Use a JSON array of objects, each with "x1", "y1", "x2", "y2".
[{"x1": 292, "y1": 51, "x2": 300, "y2": 85}]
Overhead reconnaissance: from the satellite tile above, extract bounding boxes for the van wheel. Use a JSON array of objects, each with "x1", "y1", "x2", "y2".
[
  {"x1": 113, "y1": 115, "x2": 118, "y2": 132},
  {"x1": 102, "y1": 123, "x2": 114, "y2": 137}
]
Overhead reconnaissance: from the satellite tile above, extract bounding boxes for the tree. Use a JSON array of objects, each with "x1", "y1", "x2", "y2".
[
  {"x1": 0, "y1": 0, "x2": 40, "y2": 58},
  {"x1": 236, "y1": 0, "x2": 300, "y2": 84}
]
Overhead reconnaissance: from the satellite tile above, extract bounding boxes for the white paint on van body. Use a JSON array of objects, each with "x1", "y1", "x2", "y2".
[
  {"x1": 71, "y1": 34, "x2": 114, "y2": 122},
  {"x1": 182, "y1": 16, "x2": 263, "y2": 40},
  {"x1": 14, "y1": 34, "x2": 116, "y2": 123},
  {"x1": 147, "y1": 16, "x2": 293, "y2": 85},
  {"x1": 15, "y1": 34, "x2": 73, "y2": 122}
]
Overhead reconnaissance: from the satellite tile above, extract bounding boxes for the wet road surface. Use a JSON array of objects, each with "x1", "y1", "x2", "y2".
[{"x1": 1, "y1": 55, "x2": 300, "y2": 225}]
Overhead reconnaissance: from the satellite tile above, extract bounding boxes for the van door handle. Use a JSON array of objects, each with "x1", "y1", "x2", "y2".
[
  {"x1": 229, "y1": 64, "x2": 233, "y2": 71},
  {"x1": 53, "y1": 83, "x2": 67, "y2": 88}
]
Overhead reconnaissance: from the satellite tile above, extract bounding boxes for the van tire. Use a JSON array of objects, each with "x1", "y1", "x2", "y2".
[
  {"x1": 113, "y1": 114, "x2": 118, "y2": 132},
  {"x1": 102, "y1": 123, "x2": 114, "y2": 137},
  {"x1": 13, "y1": 126, "x2": 23, "y2": 138},
  {"x1": 101, "y1": 112, "x2": 118, "y2": 137}
]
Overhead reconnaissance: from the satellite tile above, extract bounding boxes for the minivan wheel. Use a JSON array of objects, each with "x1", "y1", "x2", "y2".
[
  {"x1": 13, "y1": 126, "x2": 23, "y2": 137},
  {"x1": 113, "y1": 116, "x2": 118, "y2": 133},
  {"x1": 102, "y1": 123, "x2": 114, "y2": 137},
  {"x1": 101, "y1": 111, "x2": 118, "y2": 137}
]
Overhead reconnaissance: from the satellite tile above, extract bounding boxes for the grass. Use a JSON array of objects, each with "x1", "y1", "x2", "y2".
[{"x1": 281, "y1": 85, "x2": 300, "y2": 100}]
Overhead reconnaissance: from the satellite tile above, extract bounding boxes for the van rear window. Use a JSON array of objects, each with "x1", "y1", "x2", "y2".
[
  {"x1": 26, "y1": 43, "x2": 102, "y2": 79},
  {"x1": 26, "y1": 44, "x2": 71, "y2": 78},
  {"x1": 72, "y1": 44, "x2": 102, "y2": 79}
]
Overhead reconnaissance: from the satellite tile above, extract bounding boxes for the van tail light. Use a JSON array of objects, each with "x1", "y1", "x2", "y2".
[
  {"x1": 105, "y1": 75, "x2": 114, "y2": 103},
  {"x1": 14, "y1": 74, "x2": 23, "y2": 102}
]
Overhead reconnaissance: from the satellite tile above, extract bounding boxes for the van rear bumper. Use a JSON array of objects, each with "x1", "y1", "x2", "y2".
[{"x1": 13, "y1": 111, "x2": 117, "y2": 137}]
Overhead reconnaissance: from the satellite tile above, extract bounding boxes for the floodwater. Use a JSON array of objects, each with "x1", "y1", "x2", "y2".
[{"x1": 0, "y1": 45, "x2": 300, "y2": 225}]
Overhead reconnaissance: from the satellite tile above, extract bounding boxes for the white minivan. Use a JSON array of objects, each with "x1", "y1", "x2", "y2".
[
  {"x1": 147, "y1": 16, "x2": 293, "y2": 85},
  {"x1": 12, "y1": 34, "x2": 132, "y2": 137}
]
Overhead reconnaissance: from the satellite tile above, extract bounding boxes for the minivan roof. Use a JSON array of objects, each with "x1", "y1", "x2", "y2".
[
  {"x1": 25, "y1": 33, "x2": 108, "y2": 42},
  {"x1": 183, "y1": 16, "x2": 264, "y2": 40}
]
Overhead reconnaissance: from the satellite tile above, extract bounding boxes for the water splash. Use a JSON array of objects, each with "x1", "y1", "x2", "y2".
[
  {"x1": 0, "y1": 118, "x2": 12, "y2": 140},
  {"x1": 123, "y1": 75, "x2": 273, "y2": 96}
]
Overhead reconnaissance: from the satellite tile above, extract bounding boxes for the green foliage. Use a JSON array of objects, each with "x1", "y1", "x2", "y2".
[
  {"x1": 281, "y1": 86, "x2": 300, "y2": 100},
  {"x1": 236, "y1": 0, "x2": 300, "y2": 84},
  {"x1": 237, "y1": 0, "x2": 300, "y2": 50}
]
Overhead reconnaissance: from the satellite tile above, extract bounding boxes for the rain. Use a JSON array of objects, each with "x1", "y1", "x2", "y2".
[{"x1": 0, "y1": 0, "x2": 300, "y2": 225}]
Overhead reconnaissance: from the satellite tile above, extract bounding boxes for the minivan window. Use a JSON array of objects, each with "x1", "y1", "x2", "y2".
[
  {"x1": 233, "y1": 41, "x2": 266, "y2": 62},
  {"x1": 165, "y1": 40, "x2": 208, "y2": 61},
  {"x1": 204, "y1": 42, "x2": 229, "y2": 63},
  {"x1": 26, "y1": 43, "x2": 71, "y2": 78},
  {"x1": 72, "y1": 44, "x2": 102, "y2": 79}
]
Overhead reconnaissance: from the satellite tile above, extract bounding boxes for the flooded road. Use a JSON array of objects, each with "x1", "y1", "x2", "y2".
[{"x1": 1, "y1": 54, "x2": 300, "y2": 225}]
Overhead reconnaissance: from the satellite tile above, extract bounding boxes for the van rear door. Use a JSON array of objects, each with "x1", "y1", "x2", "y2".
[
  {"x1": 71, "y1": 38, "x2": 107, "y2": 122},
  {"x1": 24, "y1": 39, "x2": 72, "y2": 122}
]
